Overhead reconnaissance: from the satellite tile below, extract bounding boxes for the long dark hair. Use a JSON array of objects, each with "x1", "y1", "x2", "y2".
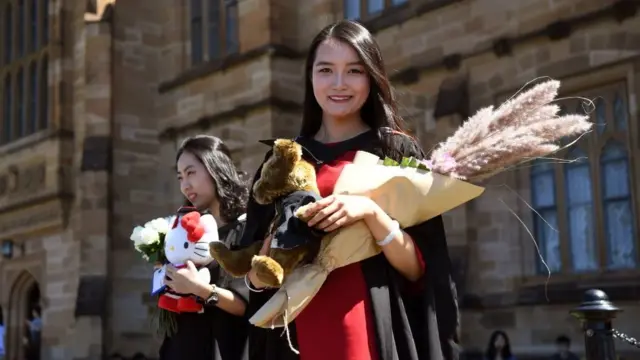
[
  {"x1": 485, "y1": 330, "x2": 513, "y2": 359},
  {"x1": 176, "y1": 135, "x2": 248, "y2": 224},
  {"x1": 300, "y1": 20, "x2": 410, "y2": 153}
]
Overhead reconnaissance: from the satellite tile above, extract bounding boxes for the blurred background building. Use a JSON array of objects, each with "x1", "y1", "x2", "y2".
[{"x1": 0, "y1": 0, "x2": 638, "y2": 359}]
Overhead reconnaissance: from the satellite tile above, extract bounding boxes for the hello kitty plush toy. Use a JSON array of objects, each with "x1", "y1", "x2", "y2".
[{"x1": 157, "y1": 207, "x2": 218, "y2": 313}]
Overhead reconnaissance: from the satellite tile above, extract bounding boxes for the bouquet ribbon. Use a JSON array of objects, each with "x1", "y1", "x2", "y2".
[{"x1": 249, "y1": 151, "x2": 485, "y2": 328}]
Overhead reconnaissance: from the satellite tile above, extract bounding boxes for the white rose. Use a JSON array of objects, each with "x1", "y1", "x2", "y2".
[
  {"x1": 130, "y1": 226, "x2": 146, "y2": 248},
  {"x1": 139, "y1": 227, "x2": 160, "y2": 246},
  {"x1": 146, "y1": 217, "x2": 170, "y2": 234}
]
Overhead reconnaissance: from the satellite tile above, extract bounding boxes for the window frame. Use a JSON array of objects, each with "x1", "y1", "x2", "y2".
[
  {"x1": 512, "y1": 63, "x2": 640, "y2": 286},
  {"x1": 189, "y1": 0, "x2": 239, "y2": 65},
  {"x1": 534, "y1": 82, "x2": 638, "y2": 272},
  {"x1": 0, "y1": 0, "x2": 50, "y2": 146},
  {"x1": 343, "y1": 0, "x2": 408, "y2": 21}
]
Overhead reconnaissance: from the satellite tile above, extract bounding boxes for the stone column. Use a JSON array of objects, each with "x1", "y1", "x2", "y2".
[{"x1": 68, "y1": 14, "x2": 113, "y2": 359}]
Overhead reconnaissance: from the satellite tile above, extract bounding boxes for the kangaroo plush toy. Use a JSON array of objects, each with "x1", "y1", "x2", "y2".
[
  {"x1": 209, "y1": 139, "x2": 324, "y2": 288},
  {"x1": 158, "y1": 207, "x2": 219, "y2": 313}
]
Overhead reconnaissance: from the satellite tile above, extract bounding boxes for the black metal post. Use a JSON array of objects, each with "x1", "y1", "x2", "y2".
[{"x1": 570, "y1": 289, "x2": 621, "y2": 360}]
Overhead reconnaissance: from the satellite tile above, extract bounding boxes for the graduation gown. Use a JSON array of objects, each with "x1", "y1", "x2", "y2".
[
  {"x1": 160, "y1": 218, "x2": 250, "y2": 360},
  {"x1": 241, "y1": 129, "x2": 461, "y2": 360}
]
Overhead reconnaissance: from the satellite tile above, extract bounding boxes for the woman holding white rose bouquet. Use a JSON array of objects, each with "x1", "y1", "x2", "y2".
[{"x1": 153, "y1": 135, "x2": 250, "y2": 360}]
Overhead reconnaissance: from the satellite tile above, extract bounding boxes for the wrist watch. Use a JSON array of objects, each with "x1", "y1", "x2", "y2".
[{"x1": 203, "y1": 284, "x2": 219, "y2": 306}]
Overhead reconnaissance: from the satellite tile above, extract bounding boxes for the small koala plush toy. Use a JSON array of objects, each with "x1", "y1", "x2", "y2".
[
  {"x1": 209, "y1": 139, "x2": 324, "y2": 288},
  {"x1": 158, "y1": 208, "x2": 219, "y2": 313}
]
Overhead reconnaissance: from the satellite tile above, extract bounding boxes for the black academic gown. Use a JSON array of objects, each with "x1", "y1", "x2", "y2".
[
  {"x1": 242, "y1": 129, "x2": 461, "y2": 360},
  {"x1": 159, "y1": 218, "x2": 250, "y2": 360}
]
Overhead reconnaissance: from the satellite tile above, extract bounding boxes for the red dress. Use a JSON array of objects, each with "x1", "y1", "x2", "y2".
[{"x1": 294, "y1": 149, "x2": 426, "y2": 360}]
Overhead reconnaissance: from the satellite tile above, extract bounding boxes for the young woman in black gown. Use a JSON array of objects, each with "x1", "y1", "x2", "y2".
[
  {"x1": 159, "y1": 135, "x2": 250, "y2": 360},
  {"x1": 241, "y1": 20, "x2": 461, "y2": 360}
]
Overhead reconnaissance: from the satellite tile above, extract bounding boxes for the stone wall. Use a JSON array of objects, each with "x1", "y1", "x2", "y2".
[{"x1": 108, "y1": 0, "x2": 167, "y2": 355}]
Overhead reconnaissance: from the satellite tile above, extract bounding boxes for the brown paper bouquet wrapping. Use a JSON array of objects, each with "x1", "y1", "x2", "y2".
[
  {"x1": 249, "y1": 151, "x2": 485, "y2": 328},
  {"x1": 249, "y1": 79, "x2": 593, "y2": 329}
]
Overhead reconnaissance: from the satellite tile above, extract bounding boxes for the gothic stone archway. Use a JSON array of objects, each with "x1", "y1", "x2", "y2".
[{"x1": 6, "y1": 271, "x2": 41, "y2": 360}]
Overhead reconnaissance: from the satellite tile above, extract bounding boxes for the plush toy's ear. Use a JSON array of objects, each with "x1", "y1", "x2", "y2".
[
  {"x1": 259, "y1": 138, "x2": 322, "y2": 165},
  {"x1": 181, "y1": 212, "x2": 205, "y2": 242},
  {"x1": 259, "y1": 139, "x2": 276, "y2": 147}
]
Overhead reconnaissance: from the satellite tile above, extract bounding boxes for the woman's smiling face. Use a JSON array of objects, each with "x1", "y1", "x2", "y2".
[{"x1": 311, "y1": 38, "x2": 370, "y2": 122}]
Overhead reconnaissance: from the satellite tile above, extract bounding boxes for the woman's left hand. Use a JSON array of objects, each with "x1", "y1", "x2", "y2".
[
  {"x1": 164, "y1": 261, "x2": 205, "y2": 294},
  {"x1": 304, "y1": 195, "x2": 378, "y2": 232}
]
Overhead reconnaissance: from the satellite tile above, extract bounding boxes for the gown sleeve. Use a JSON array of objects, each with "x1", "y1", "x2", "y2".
[
  {"x1": 239, "y1": 149, "x2": 276, "y2": 248},
  {"x1": 225, "y1": 218, "x2": 251, "y2": 303},
  {"x1": 384, "y1": 131, "x2": 461, "y2": 359}
]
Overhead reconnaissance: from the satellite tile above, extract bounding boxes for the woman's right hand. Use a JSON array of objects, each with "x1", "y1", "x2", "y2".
[{"x1": 247, "y1": 235, "x2": 273, "y2": 289}]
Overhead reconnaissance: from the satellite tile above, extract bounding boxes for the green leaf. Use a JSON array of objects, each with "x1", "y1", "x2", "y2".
[
  {"x1": 407, "y1": 157, "x2": 419, "y2": 167},
  {"x1": 381, "y1": 156, "x2": 431, "y2": 172},
  {"x1": 383, "y1": 157, "x2": 399, "y2": 166},
  {"x1": 400, "y1": 157, "x2": 412, "y2": 167}
]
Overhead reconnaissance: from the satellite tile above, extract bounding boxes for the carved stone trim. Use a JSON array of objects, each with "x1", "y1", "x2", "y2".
[
  {"x1": 461, "y1": 281, "x2": 640, "y2": 310},
  {"x1": 159, "y1": 96, "x2": 302, "y2": 140},
  {"x1": 0, "y1": 129, "x2": 73, "y2": 157},
  {"x1": 0, "y1": 197, "x2": 69, "y2": 239},
  {"x1": 158, "y1": 44, "x2": 303, "y2": 93}
]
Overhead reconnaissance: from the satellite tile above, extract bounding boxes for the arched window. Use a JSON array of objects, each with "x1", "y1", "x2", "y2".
[
  {"x1": 17, "y1": 0, "x2": 25, "y2": 57},
  {"x1": 563, "y1": 147, "x2": 597, "y2": 272},
  {"x1": 224, "y1": 0, "x2": 238, "y2": 55},
  {"x1": 529, "y1": 81, "x2": 638, "y2": 274},
  {"x1": 206, "y1": 0, "x2": 219, "y2": 59},
  {"x1": 613, "y1": 92, "x2": 627, "y2": 131},
  {"x1": 2, "y1": 75, "x2": 12, "y2": 143},
  {"x1": 343, "y1": 0, "x2": 407, "y2": 20},
  {"x1": 600, "y1": 141, "x2": 636, "y2": 269},
  {"x1": 38, "y1": 55, "x2": 48, "y2": 130},
  {"x1": 190, "y1": 0, "x2": 203, "y2": 65},
  {"x1": 1, "y1": 0, "x2": 50, "y2": 144},
  {"x1": 189, "y1": 0, "x2": 239, "y2": 64},
  {"x1": 16, "y1": 67, "x2": 25, "y2": 136},
  {"x1": 530, "y1": 159, "x2": 561, "y2": 273},
  {"x1": 41, "y1": 0, "x2": 48, "y2": 45},
  {"x1": 29, "y1": 0, "x2": 38, "y2": 51},
  {"x1": 4, "y1": 4, "x2": 13, "y2": 64},
  {"x1": 595, "y1": 98, "x2": 606, "y2": 133},
  {"x1": 28, "y1": 61, "x2": 37, "y2": 133}
]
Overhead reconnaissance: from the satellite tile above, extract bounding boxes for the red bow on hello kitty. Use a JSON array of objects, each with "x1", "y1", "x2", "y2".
[
  {"x1": 172, "y1": 208, "x2": 205, "y2": 243},
  {"x1": 181, "y1": 212, "x2": 205, "y2": 243}
]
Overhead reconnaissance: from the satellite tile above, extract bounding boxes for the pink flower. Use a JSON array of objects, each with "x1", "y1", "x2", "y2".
[{"x1": 423, "y1": 153, "x2": 457, "y2": 173}]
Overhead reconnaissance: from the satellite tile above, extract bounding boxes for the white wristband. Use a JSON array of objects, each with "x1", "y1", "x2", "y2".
[
  {"x1": 377, "y1": 220, "x2": 400, "y2": 247},
  {"x1": 244, "y1": 274, "x2": 265, "y2": 292}
]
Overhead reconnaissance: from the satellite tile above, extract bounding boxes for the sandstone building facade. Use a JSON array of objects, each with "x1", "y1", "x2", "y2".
[{"x1": 0, "y1": 0, "x2": 639, "y2": 359}]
